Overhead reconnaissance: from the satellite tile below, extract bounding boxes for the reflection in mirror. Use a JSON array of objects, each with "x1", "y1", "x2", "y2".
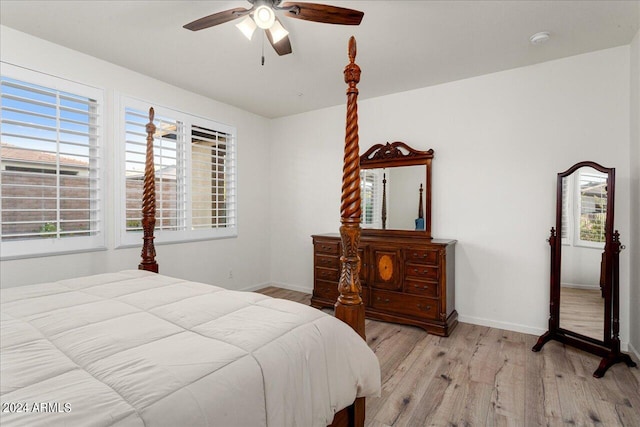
[
  {"x1": 559, "y1": 167, "x2": 607, "y2": 340},
  {"x1": 360, "y1": 165, "x2": 425, "y2": 230}
]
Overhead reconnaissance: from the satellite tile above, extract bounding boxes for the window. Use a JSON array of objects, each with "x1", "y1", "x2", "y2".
[
  {"x1": 118, "y1": 98, "x2": 236, "y2": 246},
  {"x1": 360, "y1": 169, "x2": 383, "y2": 229},
  {"x1": 561, "y1": 167, "x2": 607, "y2": 248},
  {"x1": 0, "y1": 65, "x2": 104, "y2": 259}
]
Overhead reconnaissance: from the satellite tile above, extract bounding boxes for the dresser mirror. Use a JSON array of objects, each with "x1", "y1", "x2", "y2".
[
  {"x1": 359, "y1": 141, "x2": 433, "y2": 238},
  {"x1": 532, "y1": 161, "x2": 636, "y2": 377}
]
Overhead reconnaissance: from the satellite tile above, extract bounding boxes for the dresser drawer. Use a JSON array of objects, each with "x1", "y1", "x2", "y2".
[
  {"x1": 314, "y1": 240, "x2": 340, "y2": 255},
  {"x1": 315, "y1": 267, "x2": 339, "y2": 282},
  {"x1": 370, "y1": 289, "x2": 438, "y2": 320},
  {"x1": 314, "y1": 280, "x2": 339, "y2": 302},
  {"x1": 405, "y1": 248, "x2": 438, "y2": 265},
  {"x1": 315, "y1": 254, "x2": 339, "y2": 269},
  {"x1": 314, "y1": 280, "x2": 369, "y2": 305},
  {"x1": 404, "y1": 279, "x2": 438, "y2": 298},
  {"x1": 405, "y1": 263, "x2": 439, "y2": 281}
]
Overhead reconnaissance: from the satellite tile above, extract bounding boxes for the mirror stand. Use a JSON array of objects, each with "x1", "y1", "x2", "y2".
[{"x1": 532, "y1": 161, "x2": 636, "y2": 378}]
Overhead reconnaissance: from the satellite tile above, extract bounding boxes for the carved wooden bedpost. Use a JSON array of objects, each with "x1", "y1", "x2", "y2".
[
  {"x1": 334, "y1": 34, "x2": 366, "y2": 427},
  {"x1": 139, "y1": 107, "x2": 158, "y2": 273}
]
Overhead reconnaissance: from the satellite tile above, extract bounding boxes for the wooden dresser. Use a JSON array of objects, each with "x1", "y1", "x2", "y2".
[{"x1": 311, "y1": 230, "x2": 457, "y2": 336}]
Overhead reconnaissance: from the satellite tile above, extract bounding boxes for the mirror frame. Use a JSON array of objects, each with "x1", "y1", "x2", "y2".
[
  {"x1": 360, "y1": 141, "x2": 433, "y2": 238},
  {"x1": 555, "y1": 162, "x2": 614, "y2": 345},
  {"x1": 532, "y1": 161, "x2": 636, "y2": 377}
]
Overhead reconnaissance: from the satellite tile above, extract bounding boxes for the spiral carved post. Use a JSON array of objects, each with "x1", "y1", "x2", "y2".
[
  {"x1": 138, "y1": 107, "x2": 158, "y2": 273},
  {"x1": 336, "y1": 36, "x2": 365, "y2": 341}
]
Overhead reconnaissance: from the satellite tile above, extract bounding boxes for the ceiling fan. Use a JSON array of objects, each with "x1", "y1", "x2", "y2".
[{"x1": 183, "y1": 0, "x2": 364, "y2": 57}]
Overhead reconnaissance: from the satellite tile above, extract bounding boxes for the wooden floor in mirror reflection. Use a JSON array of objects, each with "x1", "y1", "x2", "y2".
[{"x1": 560, "y1": 286, "x2": 605, "y2": 341}]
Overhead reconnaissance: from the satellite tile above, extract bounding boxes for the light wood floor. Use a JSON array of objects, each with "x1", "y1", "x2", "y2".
[
  {"x1": 257, "y1": 286, "x2": 640, "y2": 427},
  {"x1": 560, "y1": 287, "x2": 605, "y2": 340}
]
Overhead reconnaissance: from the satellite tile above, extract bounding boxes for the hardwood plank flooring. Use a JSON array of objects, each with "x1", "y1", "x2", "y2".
[{"x1": 257, "y1": 286, "x2": 640, "y2": 426}]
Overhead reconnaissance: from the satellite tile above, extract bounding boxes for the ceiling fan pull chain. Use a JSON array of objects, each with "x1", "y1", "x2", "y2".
[{"x1": 261, "y1": 30, "x2": 265, "y2": 66}]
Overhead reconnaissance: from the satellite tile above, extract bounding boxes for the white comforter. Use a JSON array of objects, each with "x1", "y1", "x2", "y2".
[{"x1": 0, "y1": 270, "x2": 380, "y2": 426}]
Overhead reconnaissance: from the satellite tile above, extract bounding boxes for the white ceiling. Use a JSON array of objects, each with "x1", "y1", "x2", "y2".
[{"x1": 1, "y1": 1, "x2": 638, "y2": 118}]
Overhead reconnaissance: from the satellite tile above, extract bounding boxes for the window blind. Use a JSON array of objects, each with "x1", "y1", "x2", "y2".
[
  {"x1": 578, "y1": 170, "x2": 607, "y2": 243},
  {"x1": 360, "y1": 169, "x2": 383, "y2": 229},
  {"x1": 191, "y1": 125, "x2": 236, "y2": 230},
  {"x1": 124, "y1": 108, "x2": 186, "y2": 232},
  {"x1": 1, "y1": 76, "x2": 101, "y2": 245},
  {"x1": 561, "y1": 175, "x2": 570, "y2": 240},
  {"x1": 123, "y1": 104, "x2": 236, "y2": 242}
]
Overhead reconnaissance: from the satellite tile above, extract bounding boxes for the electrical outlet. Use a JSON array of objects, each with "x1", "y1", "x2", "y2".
[{"x1": 228, "y1": 270, "x2": 233, "y2": 279}]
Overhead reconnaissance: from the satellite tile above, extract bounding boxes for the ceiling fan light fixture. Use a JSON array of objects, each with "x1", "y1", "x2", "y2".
[
  {"x1": 253, "y1": 4, "x2": 275, "y2": 29},
  {"x1": 235, "y1": 16, "x2": 257, "y2": 40},
  {"x1": 269, "y1": 20, "x2": 289, "y2": 44}
]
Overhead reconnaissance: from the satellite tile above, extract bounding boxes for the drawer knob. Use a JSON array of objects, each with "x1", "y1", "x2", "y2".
[
  {"x1": 376, "y1": 297, "x2": 390, "y2": 303},
  {"x1": 417, "y1": 304, "x2": 431, "y2": 311}
]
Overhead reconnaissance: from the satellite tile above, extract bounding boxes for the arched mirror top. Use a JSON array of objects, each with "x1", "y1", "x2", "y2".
[
  {"x1": 558, "y1": 160, "x2": 615, "y2": 181},
  {"x1": 359, "y1": 141, "x2": 433, "y2": 238}
]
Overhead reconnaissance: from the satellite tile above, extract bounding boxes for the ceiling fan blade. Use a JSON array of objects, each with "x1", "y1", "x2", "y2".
[
  {"x1": 183, "y1": 7, "x2": 251, "y2": 31},
  {"x1": 266, "y1": 24, "x2": 293, "y2": 56},
  {"x1": 280, "y1": 2, "x2": 363, "y2": 25}
]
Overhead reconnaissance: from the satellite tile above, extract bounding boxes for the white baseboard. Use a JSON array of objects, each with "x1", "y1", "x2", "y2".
[
  {"x1": 561, "y1": 282, "x2": 600, "y2": 290},
  {"x1": 457, "y1": 314, "x2": 547, "y2": 337},
  {"x1": 239, "y1": 281, "x2": 272, "y2": 292},
  {"x1": 628, "y1": 341, "x2": 640, "y2": 362}
]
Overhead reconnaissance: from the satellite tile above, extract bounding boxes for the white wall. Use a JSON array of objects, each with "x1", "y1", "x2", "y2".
[
  {"x1": 270, "y1": 46, "x2": 633, "y2": 344},
  {"x1": 629, "y1": 29, "x2": 640, "y2": 358},
  {"x1": 0, "y1": 26, "x2": 272, "y2": 290},
  {"x1": 561, "y1": 245, "x2": 602, "y2": 288}
]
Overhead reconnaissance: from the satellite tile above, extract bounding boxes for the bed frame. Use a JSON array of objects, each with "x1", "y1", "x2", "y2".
[{"x1": 137, "y1": 37, "x2": 367, "y2": 427}]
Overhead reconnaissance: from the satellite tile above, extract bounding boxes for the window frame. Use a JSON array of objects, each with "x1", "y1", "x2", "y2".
[
  {"x1": 0, "y1": 63, "x2": 105, "y2": 260},
  {"x1": 116, "y1": 96, "x2": 237, "y2": 248}
]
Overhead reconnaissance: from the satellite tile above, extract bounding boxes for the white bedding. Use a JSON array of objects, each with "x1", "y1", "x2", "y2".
[{"x1": 0, "y1": 270, "x2": 380, "y2": 426}]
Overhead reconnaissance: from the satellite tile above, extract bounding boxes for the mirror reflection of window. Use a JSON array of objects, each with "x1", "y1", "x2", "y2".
[
  {"x1": 578, "y1": 171, "x2": 607, "y2": 244},
  {"x1": 561, "y1": 167, "x2": 607, "y2": 248},
  {"x1": 360, "y1": 169, "x2": 383, "y2": 229}
]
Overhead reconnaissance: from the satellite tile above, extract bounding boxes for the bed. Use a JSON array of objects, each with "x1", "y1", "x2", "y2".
[{"x1": 0, "y1": 37, "x2": 379, "y2": 426}]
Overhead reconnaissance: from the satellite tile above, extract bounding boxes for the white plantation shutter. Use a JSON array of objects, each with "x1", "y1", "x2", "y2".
[
  {"x1": 0, "y1": 68, "x2": 104, "y2": 259},
  {"x1": 191, "y1": 125, "x2": 236, "y2": 230},
  {"x1": 120, "y1": 99, "x2": 237, "y2": 246},
  {"x1": 561, "y1": 175, "x2": 571, "y2": 242},
  {"x1": 577, "y1": 169, "x2": 607, "y2": 245},
  {"x1": 124, "y1": 108, "x2": 187, "y2": 232},
  {"x1": 360, "y1": 169, "x2": 383, "y2": 229}
]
